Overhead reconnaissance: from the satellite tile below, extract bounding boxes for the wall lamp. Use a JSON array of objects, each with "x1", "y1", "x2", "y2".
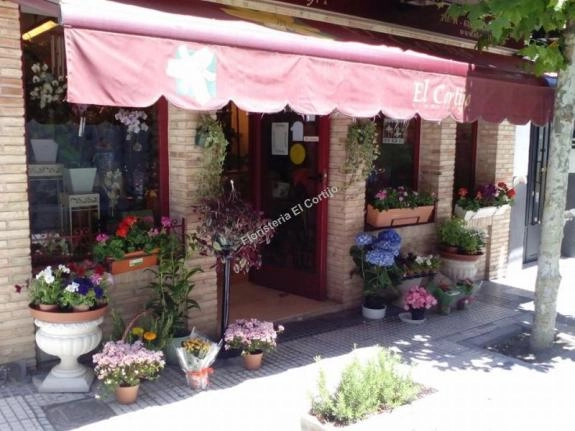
[{"x1": 22, "y1": 19, "x2": 58, "y2": 41}]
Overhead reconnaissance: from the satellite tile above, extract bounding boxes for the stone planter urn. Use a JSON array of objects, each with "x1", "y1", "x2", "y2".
[
  {"x1": 30, "y1": 305, "x2": 107, "y2": 392},
  {"x1": 439, "y1": 250, "x2": 482, "y2": 282}
]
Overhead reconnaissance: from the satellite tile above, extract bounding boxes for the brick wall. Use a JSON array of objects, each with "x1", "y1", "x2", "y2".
[
  {"x1": 0, "y1": 1, "x2": 35, "y2": 366},
  {"x1": 167, "y1": 105, "x2": 218, "y2": 337},
  {"x1": 326, "y1": 115, "x2": 364, "y2": 307},
  {"x1": 473, "y1": 120, "x2": 515, "y2": 279}
]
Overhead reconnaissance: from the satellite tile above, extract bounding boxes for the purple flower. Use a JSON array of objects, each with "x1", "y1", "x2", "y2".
[
  {"x1": 365, "y1": 249, "x2": 396, "y2": 267},
  {"x1": 96, "y1": 233, "x2": 109, "y2": 243},
  {"x1": 355, "y1": 233, "x2": 375, "y2": 247}
]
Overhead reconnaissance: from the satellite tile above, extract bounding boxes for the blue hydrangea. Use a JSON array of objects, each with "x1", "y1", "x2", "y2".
[
  {"x1": 355, "y1": 232, "x2": 375, "y2": 247},
  {"x1": 374, "y1": 240, "x2": 400, "y2": 256},
  {"x1": 377, "y1": 229, "x2": 401, "y2": 245},
  {"x1": 365, "y1": 249, "x2": 396, "y2": 267}
]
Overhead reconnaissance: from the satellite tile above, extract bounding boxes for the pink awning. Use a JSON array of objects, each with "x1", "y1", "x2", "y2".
[{"x1": 58, "y1": 0, "x2": 554, "y2": 124}]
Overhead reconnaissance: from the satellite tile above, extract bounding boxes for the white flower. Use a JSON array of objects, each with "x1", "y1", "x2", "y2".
[{"x1": 65, "y1": 282, "x2": 79, "y2": 293}]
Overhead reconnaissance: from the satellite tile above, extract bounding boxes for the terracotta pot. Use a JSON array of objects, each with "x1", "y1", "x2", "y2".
[
  {"x1": 108, "y1": 249, "x2": 159, "y2": 274},
  {"x1": 37, "y1": 303, "x2": 58, "y2": 311},
  {"x1": 366, "y1": 204, "x2": 434, "y2": 228},
  {"x1": 115, "y1": 384, "x2": 140, "y2": 404},
  {"x1": 72, "y1": 304, "x2": 90, "y2": 312},
  {"x1": 29, "y1": 304, "x2": 108, "y2": 324},
  {"x1": 243, "y1": 351, "x2": 264, "y2": 370}
]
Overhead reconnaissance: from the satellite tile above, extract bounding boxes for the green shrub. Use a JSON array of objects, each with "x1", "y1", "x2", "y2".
[{"x1": 310, "y1": 348, "x2": 420, "y2": 426}]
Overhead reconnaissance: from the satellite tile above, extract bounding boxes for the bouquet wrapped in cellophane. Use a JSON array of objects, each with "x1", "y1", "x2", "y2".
[{"x1": 176, "y1": 329, "x2": 222, "y2": 390}]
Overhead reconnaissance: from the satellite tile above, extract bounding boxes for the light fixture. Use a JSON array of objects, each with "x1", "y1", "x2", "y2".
[{"x1": 22, "y1": 19, "x2": 58, "y2": 41}]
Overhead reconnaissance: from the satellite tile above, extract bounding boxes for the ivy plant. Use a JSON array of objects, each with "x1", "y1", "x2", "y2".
[
  {"x1": 342, "y1": 120, "x2": 379, "y2": 186},
  {"x1": 195, "y1": 115, "x2": 228, "y2": 199}
]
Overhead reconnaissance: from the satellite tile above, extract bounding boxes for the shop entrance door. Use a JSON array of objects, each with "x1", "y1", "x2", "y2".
[{"x1": 249, "y1": 112, "x2": 330, "y2": 300}]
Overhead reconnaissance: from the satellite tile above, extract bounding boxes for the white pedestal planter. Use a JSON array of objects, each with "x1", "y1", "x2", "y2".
[
  {"x1": 30, "y1": 306, "x2": 107, "y2": 393},
  {"x1": 454, "y1": 204, "x2": 509, "y2": 221}
]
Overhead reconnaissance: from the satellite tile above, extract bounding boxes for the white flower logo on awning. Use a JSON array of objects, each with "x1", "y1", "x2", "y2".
[{"x1": 166, "y1": 46, "x2": 217, "y2": 105}]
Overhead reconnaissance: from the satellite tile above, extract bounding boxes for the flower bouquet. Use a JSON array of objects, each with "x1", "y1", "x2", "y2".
[
  {"x1": 176, "y1": 329, "x2": 222, "y2": 390},
  {"x1": 93, "y1": 340, "x2": 165, "y2": 401},
  {"x1": 403, "y1": 286, "x2": 437, "y2": 321}
]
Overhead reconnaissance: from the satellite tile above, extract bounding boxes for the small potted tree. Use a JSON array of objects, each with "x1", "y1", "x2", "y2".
[{"x1": 350, "y1": 230, "x2": 404, "y2": 319}]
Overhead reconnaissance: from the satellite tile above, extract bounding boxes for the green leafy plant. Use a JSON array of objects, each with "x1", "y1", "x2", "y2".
[
  {"x1": 310, "y1": 348, "x2": 420, "y2": 426},
  {"x1": 145, "y1": 233, "x2": 202, "y2": 338},
  {"x1": 342, "y1": 120, "x2": 379, "y2": 185},
  {"x1": 438, "y1": 217, "x2": 486, "y2": 255},
  {"x1": 195, "y1": 115, "x2": 228, "y2": 199}
]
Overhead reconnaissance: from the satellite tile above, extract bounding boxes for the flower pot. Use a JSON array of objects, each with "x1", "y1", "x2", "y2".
[
  {"x1": 72, "y1": 304, "x2": 91, "y2": 312},
  {"x1": 165, "y1": 334, "x2": 190, "y2": 366},
  {"x1": 439, "y1": 251, "x2": 482, "y2": 282},
  {"x1": 243, "y1": 351, "x2": 264, "y2": 370},
  {"x1": 454, "y1": 204, "x2": 508, "y2": 221},
  {"x1": 361, "y1": 304, "x2": 387, "y2": 320},
  {"x1": 108, "y1": 249, "x2": 159, "y2": 274},
  {"x1": 398, "y1": 312, "x2": 426, "y2": 325},
  {"x1": 30, "y1": 139, "x2": 58, "y2": 163},
  {"x1": 29, "y1": 305, "x2": 107, "y2": 392},
  {"x1": 63, "y1": 167, "x2": 97, "y2": 194},
  {"x1": 115, "y1": 384, "x2": 140, "y2": 404},
  {"x1": 410, "y1": 308, "x2": 426, "y2": 320},
  {"x1": 366, "y1": 204, "x2": 434, "y2": 228}
]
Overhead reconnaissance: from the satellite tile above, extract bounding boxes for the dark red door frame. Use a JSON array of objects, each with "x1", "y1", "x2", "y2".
[{"x1": 157, "y1": 97, "x2": 170, "y2": 217}]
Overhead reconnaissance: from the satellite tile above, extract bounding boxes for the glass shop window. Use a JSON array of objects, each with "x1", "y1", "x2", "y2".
[{"x1": 22, "y1": 16, "x2": 161, "y2": 266}]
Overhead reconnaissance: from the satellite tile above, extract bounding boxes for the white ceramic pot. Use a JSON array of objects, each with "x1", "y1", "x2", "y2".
[
  {"x1": 64, "y1": 167, "x2": 97, "y2": 194},
  {"x1": 362, "y1": 305, "x2": 387, "y2": 320},
  {"x1": 31, "y1": 139, "x2": 58, "y2": 163}
]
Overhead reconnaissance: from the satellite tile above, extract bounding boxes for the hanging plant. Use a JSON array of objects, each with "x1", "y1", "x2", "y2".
[
  {"x1": 342, "y1": 119, "x2": 379, "y2": 186},
  {"x1": 195, "y1": 115, "x2": 228, "y2": 199}
]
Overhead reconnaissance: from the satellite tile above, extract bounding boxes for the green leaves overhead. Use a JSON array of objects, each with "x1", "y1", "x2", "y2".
[{"x1": 447, "y1": 0, "x2": 575, "y2": 74}]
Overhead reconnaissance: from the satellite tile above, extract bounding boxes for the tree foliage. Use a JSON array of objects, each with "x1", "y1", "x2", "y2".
[{"x1": 448, "y1": 1, "x2": 575, "y2": 351}]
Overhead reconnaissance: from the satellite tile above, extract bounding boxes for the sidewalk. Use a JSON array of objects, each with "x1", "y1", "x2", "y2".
[{"x1": 1, "y1": 259, "x2": 574, "y2": 431}]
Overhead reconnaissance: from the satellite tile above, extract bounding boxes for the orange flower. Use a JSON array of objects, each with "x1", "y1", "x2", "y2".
[
  {"x1": 457, "y1": 187, "x2": 468, "y2": 197},
  {"x1": 143, "y1": 331, "x2": 157, "y2": 341}
]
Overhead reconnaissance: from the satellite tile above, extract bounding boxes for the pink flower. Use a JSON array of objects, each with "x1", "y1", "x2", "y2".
[
  {"x1": 96, "y1": 233, "x2": 109, "y2": 243},
  {"x1": 161, "y1": 216, "x2": 173, "y2": 228},
  {"x1": 403, "y1": 286, "x2": 437, "y2": 311},
  {"x1": 375, "y1": 190, "x2": 387, "y2": 200}
]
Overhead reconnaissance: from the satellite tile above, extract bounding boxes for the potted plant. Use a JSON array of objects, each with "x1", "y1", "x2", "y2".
[
  {"x1": 223, "y1": 318, "x2": 284, "y2": 370},
  {"x1": 145, "y1": 230, "x2": 202, "y2": 364},
  {"x1": 341, "y1": 120, "x2": 379, "y2": 185},
  {"x1": 437, "y1": 217, "x2": 487, "y2": 281},
  {"x1": 93, "y1": 339, "x2": 165, "y2": 404},
  {"x1": 454, "y1": 182, "x2": 516, "y2": 221},
  {"x1": 59, "y1": 261, "x2": 111, "y2": 311},
  {"x1": 350, "y1": 230, "x2": 404, "y2": 319},
  {"x1": 401, "y1": 286, "x2": 437, "y2": 322},
  {"x1": 366, "y1": 185, "x2": 437, "y2": 228},
  {"x1": 194, "y1": 181, "x2": 276, "y2": 337},
  {"x1": 93, "y1": 215, "x2": 171, "y2": 274}
]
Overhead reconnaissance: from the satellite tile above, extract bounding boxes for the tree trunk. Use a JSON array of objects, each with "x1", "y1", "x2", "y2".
[{"x1": 531, "y1": 21, "x2": 575, "y2": 351}]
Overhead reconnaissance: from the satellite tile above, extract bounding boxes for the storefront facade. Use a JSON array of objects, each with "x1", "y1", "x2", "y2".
[{"x1": 0, "y1": 0, "x2": 553, "y2": 366}]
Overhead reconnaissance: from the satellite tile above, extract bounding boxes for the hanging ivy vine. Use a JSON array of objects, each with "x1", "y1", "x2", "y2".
[
  {"x1": 342, "y1": 119, "x2": 379, "y2": 186},
  {"x1": 195, "y1": 115, "x2": 228, "y2": 199}
]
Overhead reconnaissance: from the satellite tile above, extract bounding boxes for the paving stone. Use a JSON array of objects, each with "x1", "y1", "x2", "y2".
[{"x1": 42, "y1": 398, "x2": 115, "y2": 431}]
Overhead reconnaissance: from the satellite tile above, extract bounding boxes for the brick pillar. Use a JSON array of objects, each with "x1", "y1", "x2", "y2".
[
  {"x1": 0, "y1": 2, "x2": 35, "y2": 366},
  {"x1": 326, "y1": 115, "x2": 365, "y2": 307},
  {"x1": 167, "y1": 106, "x2": 218, "y2": 337},
  {"x1": 474, "y1": 120, "x2": 515, "y2": 279},
  {"x1": 419, "y1": 118, "x2": 457, "y2": 224}
]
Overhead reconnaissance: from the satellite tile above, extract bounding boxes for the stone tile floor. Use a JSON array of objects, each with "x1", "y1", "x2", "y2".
[{"x1": 1, "y1": 259, "x2": 575, "y2": 430}]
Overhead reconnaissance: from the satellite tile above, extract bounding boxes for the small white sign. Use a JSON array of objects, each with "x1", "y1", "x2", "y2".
[{"x1": 271, "y1": 122, "x2": 289, "y2": 155}]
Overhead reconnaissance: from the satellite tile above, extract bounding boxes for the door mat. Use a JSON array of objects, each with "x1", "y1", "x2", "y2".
[{"x1": 43, "y1": 398, "x2": 115, "y2": 430}]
